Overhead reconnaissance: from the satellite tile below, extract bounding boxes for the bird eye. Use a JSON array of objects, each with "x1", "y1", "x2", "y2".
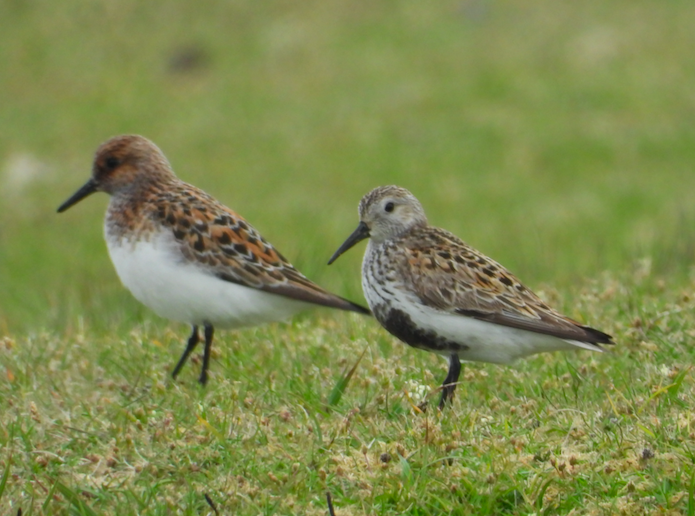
[
  {"x1": 384, "y1": 202, "x2": 395, "y2": 213},
  {"x1": 105, "y1": 156, "x2": 120, "y2": 170}
]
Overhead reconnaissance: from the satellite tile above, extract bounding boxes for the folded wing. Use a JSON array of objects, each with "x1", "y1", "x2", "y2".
[
  {"x1": 149, "y1": 184, "x2": 370, "y2": 315},
  {"x1": 398, "y1": 228, "x2": 612, "y2": 345}
]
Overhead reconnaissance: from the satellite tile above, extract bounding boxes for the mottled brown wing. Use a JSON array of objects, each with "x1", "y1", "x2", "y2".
[
  {"x1": 398, "y1": 228, "x2": 611, "y2": 344},
  {"x1": 148, "y1": 183, "x2": 369, "y2": 314}
]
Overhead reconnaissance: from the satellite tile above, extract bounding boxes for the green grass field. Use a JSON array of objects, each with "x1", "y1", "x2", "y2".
[{"x1": 2, "y1": 0, "x2": 695, "y2": 514}]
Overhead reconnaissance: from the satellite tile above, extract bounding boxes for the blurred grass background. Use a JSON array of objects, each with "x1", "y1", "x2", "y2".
[{"x1": 2, "y1": 0, "x2": 695, "y2": 334}]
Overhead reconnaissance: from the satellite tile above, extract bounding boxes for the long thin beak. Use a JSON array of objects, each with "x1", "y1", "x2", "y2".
[
  {"x1": 328, "y1": 221, "x2": 370, "y2": 265},
  {"x1": 57, "y1": 179, "x2": 98, "y2": 213}
]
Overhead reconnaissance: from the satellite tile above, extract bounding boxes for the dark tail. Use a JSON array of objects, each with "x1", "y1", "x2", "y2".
[
  {"x1": 579, "y1": 325, "x2": 614, "y2": 345},
  {"x1": 340, "y1": 298, "x2": 371, "y2": 315}
]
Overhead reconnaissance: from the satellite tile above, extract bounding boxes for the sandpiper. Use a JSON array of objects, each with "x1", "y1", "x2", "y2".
[
  {"x1": 328, "y1": 185, "x2": 612, "y2": 408},
  {"x1": 58, "y1": 135, "x2": 369, "y2": 385}
]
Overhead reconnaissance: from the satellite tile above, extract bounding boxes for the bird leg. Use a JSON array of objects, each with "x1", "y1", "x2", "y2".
[
  {"x1": 199, "y1": 324, "x2": 215, "y2": 385},
  {"x1": 439, "y1": 354, "x2": 461, "y2": 409},
  {"x1": 172, "y1": 325, "x2": 199, "y2": 379}
]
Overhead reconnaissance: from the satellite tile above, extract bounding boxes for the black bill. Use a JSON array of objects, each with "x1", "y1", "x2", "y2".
[
  {"x1": 57, "y1": 179, "x2": 98, "y2": 213},
  {"x1": 327, "y1": 221, "x2": 370, "y2": 265}
]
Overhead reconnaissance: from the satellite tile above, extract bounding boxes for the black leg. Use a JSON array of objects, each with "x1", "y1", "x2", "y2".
[
  {"x1": 199, "y1": 324, "x2": 214, "y2": 386},
  {"x1": 439, "y1": 354, "x2": 461, "y2": 409},
  {"x1": 172, "y1": 325, "x2": 199, "y2": 380}
]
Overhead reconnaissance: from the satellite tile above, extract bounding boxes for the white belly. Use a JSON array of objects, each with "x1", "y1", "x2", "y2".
[
  {"x1": 364, "y1": 278, "x2": 600, "y2": 364},
  {"x1": 407, "y1": 301, "x2": 594, "y2": 363},
  {"x1": 106, "y1": 231, "x2": 312, "y2": 328}
]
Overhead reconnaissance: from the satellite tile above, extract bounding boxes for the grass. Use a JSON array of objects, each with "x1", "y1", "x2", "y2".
[
  {"x1": 2, "y1": 0, "x2": 695, "y2": 513},
  {"x1": 3, "y1": 272, "x2": 695, "y2": 515}
]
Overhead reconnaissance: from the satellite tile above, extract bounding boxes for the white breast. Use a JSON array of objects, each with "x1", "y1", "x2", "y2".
[{"x1": 105, "y1": 228, "x2": 312, "y2": 328}]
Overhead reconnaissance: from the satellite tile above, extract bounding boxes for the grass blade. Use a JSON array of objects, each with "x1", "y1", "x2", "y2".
[
  {"x1": 327, "y1": 347, "x2": 367, "y2": 407},
  {"x1": 688, "y1": 467, "x2": 695, "y2": 516},
  {"x1": 53, "y1": 481, "x2": 99, "y2": 516},
  {"x1": 399, "y1": 456, "x2": 413, "y2": 488},
  {"x1": 0, "y1": 457, "x2": 10, "y2": 501}
]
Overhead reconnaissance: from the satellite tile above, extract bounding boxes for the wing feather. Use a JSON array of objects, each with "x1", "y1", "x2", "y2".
[
  {"x1": 145, "y1": 183, "x2": 369, "y2": 315},
  {"x1": 395, "y1": 227, "x2": 611, "y2": 345}
]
